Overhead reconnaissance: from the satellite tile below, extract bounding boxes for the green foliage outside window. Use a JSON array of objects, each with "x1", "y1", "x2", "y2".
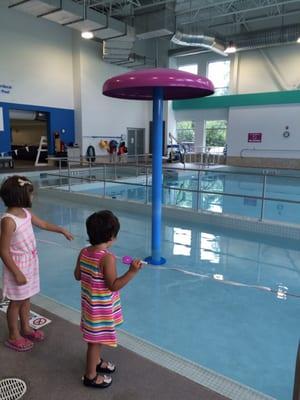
[
  {"x1": 176, "y1": 121, "x2": 195, "y2": 142},
  {"x1": 205, "y1": 120, "x2": 227, "y2": 147}
]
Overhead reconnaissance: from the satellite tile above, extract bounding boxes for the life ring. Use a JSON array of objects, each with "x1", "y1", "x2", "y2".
[
  {"x1": 86, "y1": 145, "x2": 96, "y2": 162},
  {"x1": 283, "y1": 130, "x2": 290, "y2": 138}
]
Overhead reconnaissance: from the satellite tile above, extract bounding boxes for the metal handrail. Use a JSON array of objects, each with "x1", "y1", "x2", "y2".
[
  {"x1": 46, "y1": 171, "x2": 300, "y2": 205},
  {"x1": 45, "y1": 162, "x2": 300, "y2": 223},
  {"x1": 63, "y1": 156, "x2": 300, "y2": 179},
  {"x1": 240, "y1": 148, "x2": 300, "y2": 157}
]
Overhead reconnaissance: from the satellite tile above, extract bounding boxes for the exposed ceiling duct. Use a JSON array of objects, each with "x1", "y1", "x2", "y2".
[
  {"x1": 171, "y1": 30, "x2": 228, "y2": 57},
  {"x1": 102, "y1": 24, "x2": 136, "y2": 63},
  {"x1": 7, "y1": 0, "x2": 145, "y2": 66},
  {"x1": 135, "y1": 7, "x2": 175, "y2": 39},
  {"x1": 7, "y1": 0, "x2": 300, "y2": 65}
]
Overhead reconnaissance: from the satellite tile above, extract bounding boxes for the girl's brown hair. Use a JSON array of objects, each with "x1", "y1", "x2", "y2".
[
  {"x1": 86, "y1": 210, "x2": 120, "y2": 245},
  {"x1": 0, "y1": 175, "x2": 34, "y2": 208}
]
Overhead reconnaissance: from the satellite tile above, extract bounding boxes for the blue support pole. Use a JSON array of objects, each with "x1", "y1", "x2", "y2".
[{"x1": 145, "y1": 87, "x2": 166, "y2": 265}]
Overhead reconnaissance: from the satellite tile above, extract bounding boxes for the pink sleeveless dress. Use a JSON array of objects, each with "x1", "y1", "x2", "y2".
[
  {"x1": 1, "y1": 208, "x2": 40, "y2": 301},
  {"x1": 79, "y1": 248, "x2": 123, "y2": 347}
]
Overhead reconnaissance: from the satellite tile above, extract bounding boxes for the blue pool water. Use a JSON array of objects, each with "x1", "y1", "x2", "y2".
[
  {"x1": 61, "y1": 167, "x2": 300, "y2": 225},
  {"x1": 1, "y1": 188, "x2": 299, "y2": 400}
]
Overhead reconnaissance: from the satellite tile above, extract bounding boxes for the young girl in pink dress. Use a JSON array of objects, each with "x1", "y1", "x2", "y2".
[
  {"x1": 74, "y1": 210, "x2": 142, "y2": 388},
  {"x1": 0, "y1": 175, "x2": 73, "y2": 352}
]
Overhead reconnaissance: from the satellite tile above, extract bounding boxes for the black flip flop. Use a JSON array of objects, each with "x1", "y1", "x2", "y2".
[
  {"x1": 82, "y1": 374, "x2": 112, "y2": 388},
  {"x1": 96, "y1": 358, "x2": 116, "y2": 374}
]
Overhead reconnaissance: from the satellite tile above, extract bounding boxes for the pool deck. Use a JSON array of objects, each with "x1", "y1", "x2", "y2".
[{"x1": 0, "y1": 300, "x2": 229, "y2": 400}]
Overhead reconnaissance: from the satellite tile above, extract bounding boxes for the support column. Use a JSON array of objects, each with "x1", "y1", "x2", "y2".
[{"x1": 145, "y1": 87, "x2": 166, "y2": 265}]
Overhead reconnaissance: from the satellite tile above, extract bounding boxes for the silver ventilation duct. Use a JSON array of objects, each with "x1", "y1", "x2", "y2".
[{"x1": 171, "y1": 30, "x2": 228, "y2": 57}]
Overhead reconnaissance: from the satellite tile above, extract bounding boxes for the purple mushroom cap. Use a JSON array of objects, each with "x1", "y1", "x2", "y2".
[{"x1": 103, "y1": 68, "x2": 214, "y2": 100}]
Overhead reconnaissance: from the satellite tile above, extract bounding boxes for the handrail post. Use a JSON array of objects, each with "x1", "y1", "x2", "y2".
[
  {"x1": 103, "y1": 164, "x2": 106, "y2": 197},
  {"x1": 89, "y1": 157, "x2": 92, "y2": 181},
  {"x1": 259, "y1": 174, "x2": 267, "y2": 221},
  {"x1": 145, "y1": 166, "x2": 148, "y2": 204},
  {"x1": 67, "y1": 160, "x2": 71, "y2": 192},
  {"x1": 196, "y1": 170, "x2": 200, "y2": 211}
]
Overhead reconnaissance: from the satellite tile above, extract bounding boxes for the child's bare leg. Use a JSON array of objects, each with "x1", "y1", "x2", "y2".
[
  {"x1": 86, "y1": 343, "x2": 105, "y2": 383},
  {"x1": 19, "y1": 298, "x2": 31, "y2": 335},
  {"x1": 7, "y1": 300, "x2": 22, "y2": 341}
]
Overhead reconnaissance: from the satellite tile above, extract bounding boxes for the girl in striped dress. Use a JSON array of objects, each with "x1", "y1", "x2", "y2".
[
  {"x1": 74, "y1": 210, "x2": 142, "y2": 389},
  {"x1": 0, "y1": 175, "x2": 73, "y2": 352}
]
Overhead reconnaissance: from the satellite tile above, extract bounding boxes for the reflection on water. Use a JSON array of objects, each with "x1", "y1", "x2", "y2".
[{"x1": 45, "y1": 169, "x2": 300, "y2": 225}]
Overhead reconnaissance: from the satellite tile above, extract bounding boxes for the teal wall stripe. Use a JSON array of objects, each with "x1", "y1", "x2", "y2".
[{"x1": 173, "y1": 90, "x2": 300, "y2": 110}]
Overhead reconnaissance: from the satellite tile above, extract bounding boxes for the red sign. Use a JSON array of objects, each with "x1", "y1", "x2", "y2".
[{"x1": 248, "y1": 132, "x2": 262, "y2": 143}]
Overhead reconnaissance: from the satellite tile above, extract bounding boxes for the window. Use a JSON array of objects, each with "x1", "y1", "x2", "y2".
[
  {"x1": 207, "y1": 60, "x2": 230, "y2": 95},
  {"x1": 176, "y1": 121, "x2": 195, "y2": 151},
  {"x1": 204, "y1": 120, "x2": 227, "y2": 151},
  {"x1": 178, "y1": 64, "x2": 198, "y2": 75}
]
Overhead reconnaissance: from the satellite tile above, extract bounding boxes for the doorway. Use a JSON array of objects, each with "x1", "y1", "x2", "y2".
[
  {"x1": 127, "y1": 128, "x2": 145, "y2": 157},
  {"x1": 9, "y1": 110, "x2": 49, "y2": 168}
]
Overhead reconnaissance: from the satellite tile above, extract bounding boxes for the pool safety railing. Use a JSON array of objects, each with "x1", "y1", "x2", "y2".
[
  {"x1": 44, "y1": 158, "x2": 300, "y2": 225},
  {"x1": 184, "y1": 146, "x2": 225, "y2": 165},
  {"x1": 240, "y1": 148, "x2": 300, "y2": 158}
]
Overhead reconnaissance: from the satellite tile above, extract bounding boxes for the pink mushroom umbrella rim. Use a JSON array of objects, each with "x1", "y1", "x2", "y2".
[{"x1": 102, "y1": 67, "x2": 214, "y2": 100}]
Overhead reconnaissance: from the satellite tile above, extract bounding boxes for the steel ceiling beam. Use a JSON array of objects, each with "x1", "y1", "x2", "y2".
[{"x1": 175, "y1": 0, "x2": 300, "y2": 17}]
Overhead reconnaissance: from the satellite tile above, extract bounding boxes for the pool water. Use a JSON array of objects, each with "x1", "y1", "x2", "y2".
[
  {"x1": 61, "y1": 168, "x2": 300, "y2": 225},
  {"x1": 0, "y1": 191, "x2": 298, "y2": 400}
]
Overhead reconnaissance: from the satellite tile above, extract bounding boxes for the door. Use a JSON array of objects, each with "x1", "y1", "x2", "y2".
[{"x1": 127, "y1": 128, "x2": 145, "y2": 155}]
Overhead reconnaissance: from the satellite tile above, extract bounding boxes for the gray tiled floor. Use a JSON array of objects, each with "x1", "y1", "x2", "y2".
[{"x1": 0, "y1": 303, "x2": 229, "y2": 400}]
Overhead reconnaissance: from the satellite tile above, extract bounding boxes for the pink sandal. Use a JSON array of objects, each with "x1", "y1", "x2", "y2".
[
  {"x1": 5, "y1": 337, "x2": 33, "y2": 352},
  {"x1": 23, "y1": 329, "x2": 45, "y2": 342}
]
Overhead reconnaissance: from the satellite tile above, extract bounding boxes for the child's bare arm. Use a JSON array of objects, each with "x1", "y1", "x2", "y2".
[
  {"x1": 31, "y1": 213, "x2": 74, "y2": 240},
  {"x1": 0, "y1": 218, "x2": 27, "y2": 285},
  {"x1": 74, "y1": 253, "x2": 81, "y2": 281},
  {"x1": 102, "y1": 254, "x2": 142, "y2": 291}
]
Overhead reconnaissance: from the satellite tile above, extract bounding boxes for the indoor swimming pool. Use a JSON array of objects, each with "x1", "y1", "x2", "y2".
[
  {"x1": 0, "y1": 180, "x2": 298, "y2": 400},
  {"x1": 52, "y1": 165, "x2": 300, "y2": 225}
]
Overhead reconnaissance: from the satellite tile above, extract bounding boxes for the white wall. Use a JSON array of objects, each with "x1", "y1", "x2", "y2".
[
  {"x1": 0, "y1": 3, "x2": 152, "y2": 156},
  {"x1": 227, "y1": 104, "x2": 300, "y2": 158},
  {"x1": 170, "y1": 45, "x2": 300, "y2": 159},
  {"x1": 174, "y1": 44, "x2": 300, "y2": 94},
  {"x1": 0, "y1": 4, "x2": 74, "y2": 109},
  {"x1": 78, "y1": 39, "x2": 150, "y2": 156}
]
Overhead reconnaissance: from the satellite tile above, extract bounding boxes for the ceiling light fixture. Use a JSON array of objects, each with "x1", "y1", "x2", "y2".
[
  {"x1": 224, "y1": 41, "x2": 237, "y2": 54},
  {"x1": 81, "y1": 31, "x2": 94, "y2": 40}
]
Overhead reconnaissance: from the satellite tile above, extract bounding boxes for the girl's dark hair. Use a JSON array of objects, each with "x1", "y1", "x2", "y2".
[
  {"x1": 86, "y1": 210, "x2": 120, "y2": 245},
  {"x1": 0, "y1": 175, "x2": 34, "y2": 208}
]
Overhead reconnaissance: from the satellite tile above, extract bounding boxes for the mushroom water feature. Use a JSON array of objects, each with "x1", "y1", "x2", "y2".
[{"x1": 103, "y1": 68, "x2": 214, "y2": 265}]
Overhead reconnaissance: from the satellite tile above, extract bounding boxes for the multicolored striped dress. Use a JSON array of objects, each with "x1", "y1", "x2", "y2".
[
  {"x1": 79, "y1": 247, "x2": 123, "y2": 346},
  {"x1": 1, "y1": 208, "x2": 39, "y2": 301}
]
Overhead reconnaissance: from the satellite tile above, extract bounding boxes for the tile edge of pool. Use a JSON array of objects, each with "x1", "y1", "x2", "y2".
[{"x1": 38, "y1": 186, "x2": 300, "y2": 241}]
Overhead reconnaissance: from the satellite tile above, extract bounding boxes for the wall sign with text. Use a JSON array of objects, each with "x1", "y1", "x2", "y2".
[
  {"x1": 248, "y1": 132, "x2": 262, "y2": 143},
  {"x1": 0, "y1": 84, "x2": 12, "y2": 94}
]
